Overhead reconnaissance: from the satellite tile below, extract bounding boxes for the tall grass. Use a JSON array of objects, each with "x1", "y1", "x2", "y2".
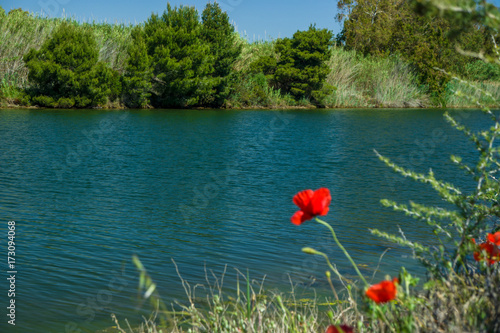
[
  {"x1": 325, "y1": 47, "x2": 428, "y2": 108},
  {"x1": 111, "y1": 257, "x2": 360, "y2": 333},
  {"x1": 233, "y1": 37, "x2": 276, "y2": 73},
  {"x1": 445, "y1": 79, "x2": 500, "y2": 107}
]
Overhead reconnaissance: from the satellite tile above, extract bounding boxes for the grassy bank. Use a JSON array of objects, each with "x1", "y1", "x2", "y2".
[
  {"x1": 1, "y1": 9, "x2": 499, "y2": 109},
  {"x1": 117, "y1": 274, "x2": 497, "y2": 333}
]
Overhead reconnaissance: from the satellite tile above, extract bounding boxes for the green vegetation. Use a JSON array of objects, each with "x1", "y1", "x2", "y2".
[
  {"x1": 273, "y1": 25, "x2": 334, "y2": 106},
  {"x1": 336, "y1": 0, "x2": 498, "y2": 105},
  {"x1": 23, "y1": 22, "x2": 121, "y2": 108},
  {"x1": 325, "y1": 48, "x2": 427, "y2": 107},
  {"x1": 2, "y1": 1, "x2": 500, "y2": 109},
  {"x1": 201, "y1": 2, "x2": 242, "y2": 107},
  {"x1": 142, "y1": 4, "x2": 213, "y2": 108},
  {"x1": 122, "y1": 27, "x2": 152, "y2": 108}
]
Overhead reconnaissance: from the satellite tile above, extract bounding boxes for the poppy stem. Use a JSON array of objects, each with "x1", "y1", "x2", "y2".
[
  {"x1": 315, "y1": 217, "x2": 369, "y2": 286},
  {"x1": 376, "y1": 306, "x2": 396, "y2": 333}
]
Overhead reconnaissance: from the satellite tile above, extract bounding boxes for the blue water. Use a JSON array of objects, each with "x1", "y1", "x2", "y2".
[{"x1": 0, "y1": 108, "x2": 491, "y2": 332}]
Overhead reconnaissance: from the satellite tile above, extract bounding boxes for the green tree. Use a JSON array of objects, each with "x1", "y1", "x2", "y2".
[
  {"x1": 144, "y1": 4, "x2": 214, "y2": 108},
  {"x1": 0, "y1": 6, "x2": 6, "y2": 17},
  {"x1": 391, "y1": 12, "x2": 453, "y2": 105},
  {"x1": 274, "y1": 25, "x2": 334, "y2": 106},
  {"x1": 247, "y1": 55, "x2": 277, "y2": 81},
  {"x1": 201, "y1": 2, "x2": 241, "y2": 107},
  {"x1": 23, "y1": 22, "x2": 120, "y2": 108},
  {"x1": 339, "y1": 0, "x2": 407, "y2": 55},
  {"x1": 338, "y1": 0, "x2": 494, "y2": 105},
  {"x1": 122, "y1": 26, "x2": 153, "y2": 108},
  {"x1": 8, "y1": 8, "x2": 29, "y2": 16}
]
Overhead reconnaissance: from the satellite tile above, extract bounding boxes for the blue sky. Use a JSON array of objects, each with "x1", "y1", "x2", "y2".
[{"x1": 2, "y1": 0, "x2": 341, "y2": 39}]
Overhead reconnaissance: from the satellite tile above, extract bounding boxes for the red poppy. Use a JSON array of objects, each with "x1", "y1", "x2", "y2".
[
  {"x1": 291, "y1": 188, "x2": 331, "y2": 225},
  {"x1": 326, "y1": 324, "x2": 354, "y2": 333},
  {"x1": 487, "y1": 232, "x2": 500, "y2": 246},
  {"x1": 473, "y1": 240, "x2": 500, "y2": 265},
  {"x1": 365, "y1": 278, "x2": 398, "y2": 304}
]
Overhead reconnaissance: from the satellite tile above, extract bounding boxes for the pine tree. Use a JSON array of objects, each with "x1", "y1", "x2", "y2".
[
  {"x1": 201, "y1": 2, "x2": 241, "y2": 107},
  {"x1": 274, "y1": 25, "x2": 334, "y2": 106},
  {"x1": 122, "y1": 26, "x2": 153, "y2": 108},
  {"x1": 144, "y1": 4, "x2": 214, "y2": 108},
  {"x1": 23, "y1": 22, "x2": 120, "y2": 108}
]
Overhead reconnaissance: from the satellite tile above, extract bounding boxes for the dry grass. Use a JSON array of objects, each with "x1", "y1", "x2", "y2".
[{"x1": 325, "y1": 47, "x2": 428, "y2": 108}]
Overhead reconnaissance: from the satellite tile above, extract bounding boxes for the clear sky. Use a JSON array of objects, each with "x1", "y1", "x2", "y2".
[{"x1": 2, "y1": 0, "x2": 341, "y2": 40}]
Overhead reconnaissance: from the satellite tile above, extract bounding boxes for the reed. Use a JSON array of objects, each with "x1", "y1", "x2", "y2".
[{"x1": 325, "y1": 47, "x2": 428, "y2": 108}]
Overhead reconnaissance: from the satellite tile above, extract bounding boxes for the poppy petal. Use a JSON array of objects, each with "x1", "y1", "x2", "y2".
[
  {"x1": 293, "y1": 189, "x2": 314, "y2": 211},
  {"x1": 310, "y1": 188, "x2": 331, "y2": 216},
  {"x1": 291, "y1": 210, "x2": 313, "y2": 225},
  {"x1": 474, "y1": 241, "x2": 500, "y2": 265},
  {"x1": 366, "y1": 279, "x2": 397, "y2": 303},
  {"x1": 488, "y1": 232, "x2": 500, "y2": 246}
]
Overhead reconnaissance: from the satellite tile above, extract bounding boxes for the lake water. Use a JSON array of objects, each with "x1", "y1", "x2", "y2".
[{"x1": 0, "y1": 108, "x2": 490, "y2": 332}]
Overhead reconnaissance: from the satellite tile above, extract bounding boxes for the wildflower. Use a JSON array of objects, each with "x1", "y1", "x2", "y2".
[
  {"x1": 291, "y1": 188, "x2": 331, "y2": 225},
  {"x1": 326, "y1": 324, "x2": 354, "y2": 333},
  {"x1": 473, "y1": 239, "x2": 500, "y2": 265},
  {"x1": 365, "y1": 278, "x2": 398, "y2": 304},
  {"x1": 487, "y1": 231, "x2": 500, "y2": 246}
]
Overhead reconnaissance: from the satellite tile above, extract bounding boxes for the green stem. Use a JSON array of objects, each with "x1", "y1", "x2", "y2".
[
  {"x1": 246, "y1": 269, "x2": 251, "y2": 319},
  {"x1": 376, "y1": 306, "x2": 396, "y2": 333},
  {"x1": 316, "y1": 217, "x2": 368, "y2": 286},
  {"x1": 317, "y1": 250, "x2": 354, "y2": 285}
]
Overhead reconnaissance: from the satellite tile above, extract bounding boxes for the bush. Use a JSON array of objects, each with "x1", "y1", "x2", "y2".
[
  {"x1": 201, "y1": 2, "x2": 241, "y2": 107},
  {"x1": 247, "y1": 55, "x2": 277, "y2": 81},
  {"x1": 23, "y1": 22, "x2": 121, "y2": 108},
  {"x1": 122, "y1": 26, "x2": 153, "y2": 108},
  {"x1": 274, "y1": 25, "x2": 334, "y2": 106},
  {"x1": 144, "y1": 4, "x2": 215, "y2": 108},
  {"x1": 56, "y1": 97, "x2": 75, "y2": 108},
  {"x1": 464, "y1": 60, "x2": 500, "y2": 81}
]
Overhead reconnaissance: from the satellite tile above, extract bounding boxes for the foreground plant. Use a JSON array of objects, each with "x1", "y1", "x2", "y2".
[
  {"x1": 472, "y1": 232, "x2": 500, "y2": 265},
  {"x1": 325, "y1": 324, "x2": 354, "y2": 333},
  {"x1": 365, "y1": 278, "x2": 398, "y2": 304},
  {"x1": 291, "y1": 188, "x2": 405, "y2": 331}
]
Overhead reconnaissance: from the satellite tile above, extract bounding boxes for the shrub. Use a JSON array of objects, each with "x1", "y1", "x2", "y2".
[
  {"x1": 247, "y1": 55, "x2": 277, "y2": 81},
  {"x1": 23, "y1": 22, "x2": 121, "y2": 108},
  {"x1": 228, "y1": 72, "x2": 292, "y2": 108},
  {"x1": 56, "y1": 97, "x2": 75, "y2": 108},
  {"x1": 201, "y1": 2, "x2": 241, "y2": 107},
  {"x1": 464, "y1": 60, "x2": 500, "y2": 81},
  {"x1": 144, "y1": 4, "x2": 215, "y2": 108},
  {"x1": 274, "y1": 25, "x2": 334, "y2": 106},
  {"x1": 122, "y1": 26, "x2": 153, "y2": 108}
]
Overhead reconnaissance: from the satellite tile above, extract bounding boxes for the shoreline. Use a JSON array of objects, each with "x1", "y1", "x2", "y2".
[
  {"x1": 0, "y1": 103, "x2": 500, "y2": 111},
  {"x1": 1, "y1": 103, "x2": 497, "y2": 111}
]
